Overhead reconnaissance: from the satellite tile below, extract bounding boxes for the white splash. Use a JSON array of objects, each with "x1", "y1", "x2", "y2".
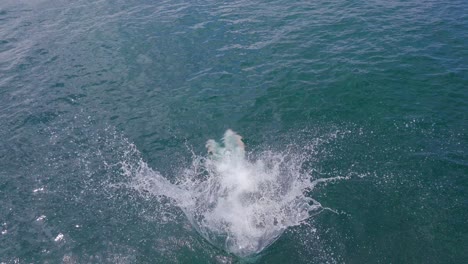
[
  {"x1": 54, "y1": 233, "x2": 64, "y2": 242},
  {"x1": 1, "y1": 223, "x2": 7, "y2": 235},
  {"x1": 36, "y1": 215, "x2": 46, "y2": 221},
  {"x1": 128, "y1": 129, "x2": 344, "y2": 257},
  {"x1": 33, "y1": 187, "x2": 44, "y2": 193}
]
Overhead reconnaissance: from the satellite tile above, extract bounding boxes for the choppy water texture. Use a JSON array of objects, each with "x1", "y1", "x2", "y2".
[{"x1": 1, "y1": 0, "x2": 467, "y2": 263}]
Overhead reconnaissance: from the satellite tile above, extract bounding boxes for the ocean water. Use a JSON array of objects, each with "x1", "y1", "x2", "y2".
[{"x1": 0, "y1": 0, "x2": 467, "y2": 263}]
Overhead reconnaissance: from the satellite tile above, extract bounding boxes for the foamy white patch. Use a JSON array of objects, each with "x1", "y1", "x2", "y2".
[
  {"x1": 33, "y1": 187, "x2": 44, "y2": 193},
  {"x1": 128, "y1": 130, "x2": 345, "y2": 257},
  {"x1": 1, "y1": 222, "x2": 7, "y2": 235},
  {"x1": 36, "y1": 215, "x2": 46, "y2": 221},
  {"x1": 54, "y1": 233, "x2": 64, "y2": 242}
]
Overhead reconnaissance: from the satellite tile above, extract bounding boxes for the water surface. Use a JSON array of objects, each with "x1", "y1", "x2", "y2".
[{"x1": 0, "y1": 0, "x2": 467, "y2": 263}]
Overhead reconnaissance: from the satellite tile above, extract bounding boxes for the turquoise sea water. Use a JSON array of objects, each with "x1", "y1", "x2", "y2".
[{"x1": 1, "y1": 0, "x2": 467, "y2": 263}]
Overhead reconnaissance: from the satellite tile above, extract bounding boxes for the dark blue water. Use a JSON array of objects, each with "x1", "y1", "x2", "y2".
[{"x1": 1, "y1": 0, "x2": 467, "y2": 263}]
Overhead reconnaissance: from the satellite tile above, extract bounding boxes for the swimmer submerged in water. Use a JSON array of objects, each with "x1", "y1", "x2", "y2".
[{"x1": 206, "y1": 129, "x2": 245, "y2": 160}]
